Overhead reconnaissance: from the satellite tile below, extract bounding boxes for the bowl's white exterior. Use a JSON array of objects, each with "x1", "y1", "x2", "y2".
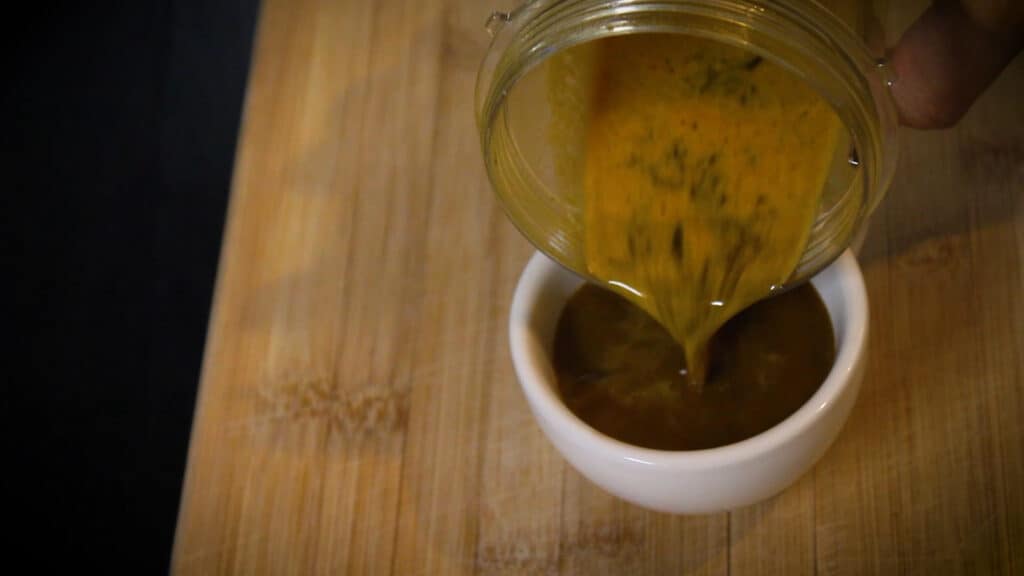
[{"x1": 509, "y1": 251, "x2": 868, "y2": 514}]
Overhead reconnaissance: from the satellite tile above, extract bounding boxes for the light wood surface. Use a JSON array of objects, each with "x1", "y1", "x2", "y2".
[{"x1": 173, "y1": 1, "x2": 1023, "y2": 573}]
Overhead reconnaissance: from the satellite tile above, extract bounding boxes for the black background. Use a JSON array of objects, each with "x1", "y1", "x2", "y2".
[{"x1": 11, "y1": 1, "x2": 260, "y2": 570}]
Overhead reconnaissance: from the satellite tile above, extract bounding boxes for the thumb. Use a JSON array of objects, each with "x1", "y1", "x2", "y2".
[{"x1": 888, "y1": 1, "x2": 1024, "y2": 129}]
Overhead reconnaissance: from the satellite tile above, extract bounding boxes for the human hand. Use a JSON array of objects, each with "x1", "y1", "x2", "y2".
[{"x1": 889, "y1": 0, "x2": 1024, "y2": 128}]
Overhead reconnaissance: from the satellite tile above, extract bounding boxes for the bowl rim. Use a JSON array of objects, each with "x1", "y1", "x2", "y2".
[{"x1": 509, "y1": 249, "x2": 868, "y2": 469}]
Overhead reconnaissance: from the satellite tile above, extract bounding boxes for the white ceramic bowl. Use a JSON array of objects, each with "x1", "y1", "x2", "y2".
[{"x1": 509, "y1": 250, "x2": 868, "y2": 513}]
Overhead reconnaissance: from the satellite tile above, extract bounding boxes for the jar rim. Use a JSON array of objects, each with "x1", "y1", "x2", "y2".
[{"x1": 477, "y1": 0, "x2": 899, "y2": 283}]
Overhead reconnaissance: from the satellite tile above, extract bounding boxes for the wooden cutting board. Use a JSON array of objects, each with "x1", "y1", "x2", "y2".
[{"x1": 172, "y1": 0, "x2": 1023, "y2": 573}]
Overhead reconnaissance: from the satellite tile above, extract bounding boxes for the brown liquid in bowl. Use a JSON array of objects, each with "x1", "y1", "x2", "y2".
[{"x1": 552, "y1": 283, "x2": 835, "y2": 450}]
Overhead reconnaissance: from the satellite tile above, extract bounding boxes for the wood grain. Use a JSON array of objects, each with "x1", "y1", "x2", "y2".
[{"x1": 173, "y1": 0, "x2": 1023, "y2": 573}]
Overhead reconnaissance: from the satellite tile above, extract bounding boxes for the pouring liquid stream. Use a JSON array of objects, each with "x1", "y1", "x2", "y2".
[{"x1": 550, "y1": 34, "x2": 843, "y2": 385}]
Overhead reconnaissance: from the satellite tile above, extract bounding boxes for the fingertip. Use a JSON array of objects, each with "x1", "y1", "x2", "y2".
[
  {"x1": 889, "y1": 44, "x2": 964, "y2": 129},
  {"x1": 887, "y1": 2, "x2": 1022, "y2": 130}
]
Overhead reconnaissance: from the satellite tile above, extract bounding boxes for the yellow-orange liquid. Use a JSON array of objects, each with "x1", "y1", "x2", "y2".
[{"x1": 564, "y1": 34, "x2": 842, "y2": 383}]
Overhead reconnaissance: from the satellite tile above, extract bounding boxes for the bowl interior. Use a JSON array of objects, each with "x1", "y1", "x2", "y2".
[{"x1": 509, "y1": 250, "x2": 867, "y2": 464}]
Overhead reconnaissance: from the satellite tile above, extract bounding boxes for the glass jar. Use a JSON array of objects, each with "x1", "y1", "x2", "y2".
[{"x1": 476, "y1": 0, "x2": 898, "y2": 287}]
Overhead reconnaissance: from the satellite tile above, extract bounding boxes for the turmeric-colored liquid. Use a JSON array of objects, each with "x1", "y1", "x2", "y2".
[{"x1": 565, "y1": 34, "x2": 842, "y2": 383}]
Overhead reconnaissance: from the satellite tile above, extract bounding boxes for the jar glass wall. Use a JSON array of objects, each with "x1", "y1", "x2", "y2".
[{"x1": 476, "y1": 0, "x2": 898, "y2": 286}]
